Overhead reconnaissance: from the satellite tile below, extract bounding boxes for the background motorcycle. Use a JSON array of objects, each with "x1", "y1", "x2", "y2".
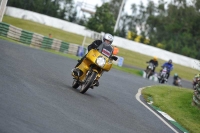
[
  {"x1": 173, "y1": 78, "x2": 182, "y2": 87},
  {"x1": 145, "y1": 62, "x2": 155, "y2": 79},
  {"x1": 71, "y1": 42, "x2": 117, "y2": 94},
  {"x1": 158, "y1": 67, "x2": 168, "y2": 84}
]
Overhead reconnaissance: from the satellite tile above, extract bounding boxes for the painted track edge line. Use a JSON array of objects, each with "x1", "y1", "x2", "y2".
[{"x1": 135, "y1": 87, "x2": 179, "y2": 133}]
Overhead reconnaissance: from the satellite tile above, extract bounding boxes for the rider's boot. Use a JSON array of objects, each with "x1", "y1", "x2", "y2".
[
  {"x1": 71, "y1": 68, "x2": 80, "y2": 76},
  {"x1": 93, "y1": 80, "x2": 99, "y2": 87},
  {"x1": 90, "y1": 80, "x2": 99, "y2": 89}
]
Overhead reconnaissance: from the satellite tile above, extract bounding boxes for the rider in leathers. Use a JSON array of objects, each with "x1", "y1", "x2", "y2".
[
  {"x1": 173, "y1": 73, "x2": 181, "y2": 86},
  {"x1": 146, "y1": 56, "x2": 158, "y2": 73},
  {"x1": 72, "y1": 33, "x2": 114, "y2": 86},
  {"x1": 159, "y1": 59, "x2": 173, "y2": 81}
]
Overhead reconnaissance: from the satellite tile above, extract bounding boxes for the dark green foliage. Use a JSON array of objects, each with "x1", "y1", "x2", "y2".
[
  {"x1": 126, "y1": 0, "x2": 200, "y2": 59},
  {"x1": 86, "y1": 3, "x2": 115, "y2": 34},
  {"x1": 7, "y1": 0, "x2": 76, "y2": 21},
  {"x1": 147, "y1": 1, "x2": 200, "y2": 59}
]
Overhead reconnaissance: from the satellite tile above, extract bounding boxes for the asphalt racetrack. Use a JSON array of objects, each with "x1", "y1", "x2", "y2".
[{"x1": 0, "y1": 39, "x2": 192, "y2": 133}]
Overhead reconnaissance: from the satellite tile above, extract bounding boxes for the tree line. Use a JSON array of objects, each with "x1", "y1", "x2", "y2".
[
  {"x1": 7, "y1": 0, "x2": 200, "y2": 59},
  {"x1": 7, "y1": 0, "x2": 80, "y2": 23}
]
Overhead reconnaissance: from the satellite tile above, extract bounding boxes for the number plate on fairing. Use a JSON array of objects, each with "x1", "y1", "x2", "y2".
[{"x1": 102, "y1": 48, "x2": 111, "y2": 57}]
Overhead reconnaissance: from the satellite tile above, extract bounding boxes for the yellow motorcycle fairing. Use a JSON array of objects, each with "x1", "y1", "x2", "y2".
[
  {"x1": 72, "y1": 49, "x2": 113, "y2": 82},
  {"x1": 86, "y1": 49, "x2": 113, "y2": 71}
]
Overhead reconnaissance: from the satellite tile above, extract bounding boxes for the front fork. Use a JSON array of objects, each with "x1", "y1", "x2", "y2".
[{"x1": 84, "y1": 66, "x2": 103, "y2": 86}]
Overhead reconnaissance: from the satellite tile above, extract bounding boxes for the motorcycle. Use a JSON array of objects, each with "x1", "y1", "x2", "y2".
[
  {"x1": 173, "y1": 77, "x2": 182, "y2": 87},
  {"x1": 193, "y1": 78, "x2": 200, "y2": 90},
  {"x1": 145, "y1": 62, "x2": 155, "y2": 79},
  {"x1": 158, "y1": 67, "x2": 168, "y2": 83},
  {"x1": 193, "y1": 82, "x2": 198, "y2": 90},
  {"x1": 71, "y1": 42, "x2": 118, "y2": 94}
]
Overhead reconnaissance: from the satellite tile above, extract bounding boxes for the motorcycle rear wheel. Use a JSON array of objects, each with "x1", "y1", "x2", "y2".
[{"x1": 80, "y1": 71, "x2": 97, "y2": 94}]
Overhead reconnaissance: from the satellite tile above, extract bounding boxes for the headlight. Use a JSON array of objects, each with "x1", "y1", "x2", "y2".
[
  {"x1": 148, "y1": 65, "x2": 153, "y2": 69},
  {"x1": 96, "y1": 56, "x2": 106, "y2": 67}
]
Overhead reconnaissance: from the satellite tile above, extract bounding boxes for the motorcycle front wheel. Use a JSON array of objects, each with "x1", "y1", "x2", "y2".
[
  {"x1": 146, "y1": 69, "x2": 152, "y2": 79},
  {"x1": 159, "y1": 76, "x2": 165, "y2": 83},
  {"x1": 80, "y1": 71, "x2": 97, "y2": 94}
]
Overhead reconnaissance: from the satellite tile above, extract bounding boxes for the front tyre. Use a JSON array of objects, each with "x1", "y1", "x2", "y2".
[
  {"x1": 80, "y1": 71, "x2": 97, "y2": 94},
  {"x1": 159, "y1": 76, "x2": 164, "y2": 83},
  {"x1": 146, "y1": 69, "x2": 152, "y2": 79},
  {"x1": 146, "y1": 69, "x2": 150, "y2": 78}
]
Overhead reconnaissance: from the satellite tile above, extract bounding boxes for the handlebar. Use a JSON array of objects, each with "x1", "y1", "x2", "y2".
[{"x1": 147, "y1": 63, "x2": 156, "y2": 67}]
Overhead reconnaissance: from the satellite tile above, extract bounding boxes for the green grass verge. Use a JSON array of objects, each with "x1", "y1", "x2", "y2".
[
  {"x1": 142, "y1": 85, "x2": 200, "y2": 133},
  {"x1": 2, "y1": 15, "x2": 200, "y2": 80}
]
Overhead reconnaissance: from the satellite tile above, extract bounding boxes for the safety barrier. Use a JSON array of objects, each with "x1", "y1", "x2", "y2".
[
  {"x1": 0, "y1": 22, "x2": 84, "y2": 55},
  {"x1": 0, "y1": 22, "x2": 124, "y2": 66}
]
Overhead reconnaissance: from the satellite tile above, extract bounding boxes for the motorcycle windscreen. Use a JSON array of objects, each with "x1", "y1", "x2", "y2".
[{"x1": 97, "y1": 42, "x2": 113, "y2": 58}]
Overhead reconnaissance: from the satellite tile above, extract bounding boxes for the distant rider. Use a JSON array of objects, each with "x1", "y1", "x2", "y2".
[
  {"x1": 159, "y1": 59, "x2": 173, "y2": 81},
  {"x1": 146, "y1": 56, "x2": 158, "y2": 73},
  {"x1": 173, "y1": 73, "x2": 181, "y2": 85}
]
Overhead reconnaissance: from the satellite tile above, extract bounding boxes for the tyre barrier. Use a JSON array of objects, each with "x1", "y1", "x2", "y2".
[{"x1": 0, "y1": 22, "x2": 70, "y2": 53}]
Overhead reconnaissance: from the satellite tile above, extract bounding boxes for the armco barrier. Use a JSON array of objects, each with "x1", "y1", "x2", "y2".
[{"x1": 0, "y1": 22, "x2": 124, "y2": 67}]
